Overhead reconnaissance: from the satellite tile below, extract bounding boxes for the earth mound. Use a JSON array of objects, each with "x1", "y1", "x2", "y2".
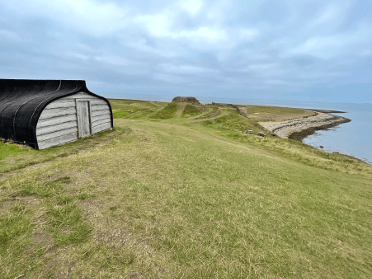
[{"x1": 172, "y1": 96, "x2": 201, "y2": 105}]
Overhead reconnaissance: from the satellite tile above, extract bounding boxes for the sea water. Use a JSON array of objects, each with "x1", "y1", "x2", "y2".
[
  {"x1": 302, "y1": 103, "x2": 372, "y2": 164},
  {"x1": 201, "y1": 98, "x2": 372, "y2": 164},
  {"x1": 108, "y1": 93, "x2": 372, "y2": 164}
]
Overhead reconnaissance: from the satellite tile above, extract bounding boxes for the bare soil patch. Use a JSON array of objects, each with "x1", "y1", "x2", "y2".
[{"x1": 32, "y1": 231, "x2": 53, "y2": 247}]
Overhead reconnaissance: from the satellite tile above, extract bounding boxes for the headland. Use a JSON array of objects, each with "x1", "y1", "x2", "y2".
[{"x1": 259, "y1": 111, "x2": 351, "y2": 141}]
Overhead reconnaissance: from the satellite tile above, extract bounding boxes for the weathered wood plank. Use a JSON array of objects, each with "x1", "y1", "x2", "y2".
[
  {"x1": 73, "y1": 93, "x2": 97, "y2": 99},
  {"x1": 92, "y1": 121, "x2": 111, "y2": 134},
  {"x1": 76, "y1": 101, "x2": 91, "y2": 138},
  {"x1": 92, "y1": 117, "x2": 111, "y2": 126},
  {"x1": 39, "y1": 107, "x2": 76, "y2": 120},
  {"x1": 92, "y1": 112, "x2": 111, "y2": 121},
  {"x1": 63, "y1": 92, "x2": 96, "y2": 99},
  {"x1": 91, "y1": 109, "x2": 110, "y2": 118},
  {"x1": 37, "y1": 115, "x2": 77, "y2": 129},
  {"x1": 38, "y1": 132, "x2": 78, "y2": 150},
  {"x1": 91, "y1": 115, "x2": 111, "y2": 125},
  {"x1": 44, "y1": 99, "x2": 75, "y2": 110},
  {"x1": 58, "y1": 92, "x2": 109, "y2": 104},
  {"x1": 36, "y1": 121, "x2": 78, "y2": 136},
  {"x1": 92, "y1": 121, "x2": 111, "y2": 131},
  {"x1": 90, "y1": 99, "x2": 108, "y2": 105},
  {"x1": 37, "y1": 127, "x2": 78, "y2": 142},
  {"x1": 91, "y1": 104, "x2": 109, "y2": 112}
]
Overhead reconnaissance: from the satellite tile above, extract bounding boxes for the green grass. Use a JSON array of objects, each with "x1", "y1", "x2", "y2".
[
  {"x1": 244, "y1": 105, "x2": 306, "y2": 115},
  {"x1": 197, "y1": 105, "x2": 220, "y2": 119},
  {"x1": 0, "y1": 128, "x2": 122, "y2": 173},
  {"x1": 182, "y1": 104, "x2": 202, "y2": 118},
  {"x1": 0, "y1": 204, "x2": 33, "y2": 247},
  {"x1": 109, "y1": 99, "x2": 165, "y2": 119},
  {"x1": 47, "y1": 201, "x2": 91, "y2": 247},
  {"x1": 16, "y1": 176, "x2": 69, "y2": 197},
  {"x1": 150, "y1": 101, "x2": 178, "y2": 119},
  {"x1": 242, "y1": 104, "x2": 314, "y2": 122},
  {"x1": 0, "y1": 141, "x2": 32, "y2": 160},
  {"x1": 203, "y1": 112, "x2": 255, "y2": 132},
  {"x1": 0, "y1": 99, "x2": 371, "y2": 278}
]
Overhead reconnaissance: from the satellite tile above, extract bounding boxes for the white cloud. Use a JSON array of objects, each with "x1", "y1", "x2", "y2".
[
  {"x1": 95, "y1": 55, "x2": 128, "y2": 65},
  {"x1": 179, "y1": 27, "x2": 227, "y2": 42},
  {"x1": 160, "y1": 63, "x2": 218, "y2": 74},
  {"x1": 290, "y1": 20, "x2": 372, "y2": 59},
  {"x1": 122, "y1": 39, "x2": 177, "y2": 58},
  {"x1": 310, "y1": 3, "x2": 340, "y2": 27},
  {"x1": 238, "y1": 28, "x2": 259, "y2": 40},
  {"x1": 265, "y1": 79, "x2": 287, "y2": 85},
  {"x1": 66, "y1": 52, "x2": 90, "y2": 60},
  {"x1": 181, "y1": 0, "x2": 202, "y2": 16},
  {"x1": 3, "y1": 0, "x2": 129, "y2": 37},
  {"x1": 248, "y1": 63, "x2": 278, "y2": 71},
  {"x1": 205, "y1": 0, "x2": 229, "y2": 22},
  {"x1": 0, "y1": 29, "x2": 23, "y2": 42},
  {"x1": 138, "y1": 13, "x2": 227, "y2": 44},
  {"x1": 153, "y1": 73, "x2": 187, "y2": 83},
  {"x1": 138, "y1": 13, "x2": 172, "y2": 38},
  {"x1": 137, "y1": 12, "x2": 229, "y2": 51},
  {"x1": 291, "y1": 36, "x2": 340, "y2": 55},
  {"x1": 359, "y1": 50, "x2": 372, "y2": 57}
]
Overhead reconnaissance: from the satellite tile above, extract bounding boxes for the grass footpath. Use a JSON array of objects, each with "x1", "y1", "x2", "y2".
[{"x1": 0, "y1": 99, "x2": 371, "y2": 278}]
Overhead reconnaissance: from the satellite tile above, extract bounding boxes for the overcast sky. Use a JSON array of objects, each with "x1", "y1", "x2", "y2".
[{"x1": 0, "y1": 0, "x2": 371, "y2": 103}]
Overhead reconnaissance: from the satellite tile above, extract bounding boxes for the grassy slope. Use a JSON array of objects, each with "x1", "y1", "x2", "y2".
[
  {"x1": 109, "y1": 99, "x2": 166, "y2": 119},
  {"x1": 150, "y1": 102, "x2": 178, "y2": 119},
  {"x1": 0, "y1": 100, "x2": 371, "y2": 278},
  {"x1": 182, "y1": 104, "x2": 202, "y2": 118}
]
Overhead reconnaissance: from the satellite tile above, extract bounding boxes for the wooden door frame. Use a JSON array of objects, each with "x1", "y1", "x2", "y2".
[{"x1": 75, "y1": 99, "x2": 92, "y2": 137}]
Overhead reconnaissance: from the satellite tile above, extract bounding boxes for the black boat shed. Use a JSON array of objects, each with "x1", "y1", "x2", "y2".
[{"x1": 0, "y1": 79, "x2": 113, "y2": 149}]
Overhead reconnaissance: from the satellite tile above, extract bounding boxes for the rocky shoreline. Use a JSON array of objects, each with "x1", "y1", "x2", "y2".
[{"x1": 260, "y1": 111, "x2": 351, "y2": 141}]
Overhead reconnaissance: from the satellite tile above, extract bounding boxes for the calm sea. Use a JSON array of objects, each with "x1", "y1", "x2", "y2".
[{"x1": 108, "y1": 93, "x2": 372, "y2": 164}]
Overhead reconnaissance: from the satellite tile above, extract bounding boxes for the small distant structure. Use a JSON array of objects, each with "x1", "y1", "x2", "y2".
[
  {"x1": 172, "y1": 96, "x2": 201, "y2": 105},
  {"x1": 0, "y1": 79, "x2": 113, "y2": 149}
]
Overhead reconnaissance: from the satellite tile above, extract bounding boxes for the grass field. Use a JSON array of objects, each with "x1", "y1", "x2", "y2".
[
  {"x1": 182, "y1": 104, "x2": 202, "y2": 118},
  {"x1": 0, "y1": 99, "x2": 371, "y2": 278}
]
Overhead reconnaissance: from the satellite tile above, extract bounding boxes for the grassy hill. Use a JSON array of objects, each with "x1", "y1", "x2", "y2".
[{"x1": 0, "y1": 99, "x2": 371, "y2": 278}]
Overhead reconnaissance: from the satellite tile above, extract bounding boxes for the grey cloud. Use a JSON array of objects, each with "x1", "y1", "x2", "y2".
[{"x1": 0, "y1": 0, "x2": 371, "y2": 103}]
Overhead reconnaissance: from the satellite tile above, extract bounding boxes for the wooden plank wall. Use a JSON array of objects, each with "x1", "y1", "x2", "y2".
[{"x1": 36, "y1": 92, "x2": 112, "y2": 149}]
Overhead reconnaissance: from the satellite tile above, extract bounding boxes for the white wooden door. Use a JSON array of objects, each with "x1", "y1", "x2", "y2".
[{"x1": 76, "y1": 101, "x2": 91, "y2": 138}]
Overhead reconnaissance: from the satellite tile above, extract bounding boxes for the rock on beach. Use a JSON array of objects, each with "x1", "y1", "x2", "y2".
[{"x1": 259, "y1": 112, "x2": 350, "y2": 139}]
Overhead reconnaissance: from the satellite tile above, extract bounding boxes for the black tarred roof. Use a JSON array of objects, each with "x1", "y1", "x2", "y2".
[{"x1": 0, "y1": 79, "x2": 112, "y2": 149}]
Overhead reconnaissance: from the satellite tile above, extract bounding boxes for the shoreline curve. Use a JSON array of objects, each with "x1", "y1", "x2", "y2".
[
  {"x1": 288, "y1": 116, "x2": 351, "y2": 141},
  {"x1": 259, "y1": 111, "x2": 351, "y2": 141}
]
